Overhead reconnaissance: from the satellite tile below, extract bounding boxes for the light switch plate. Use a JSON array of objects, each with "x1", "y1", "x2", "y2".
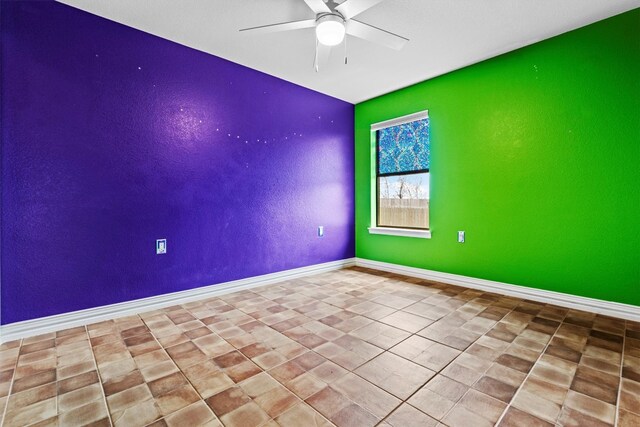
[
  {"x1": 318, "y1": 226, "x2": 324, "y2": 237},
  {"x1": 156, "y1": 239, "x2": 167, "y2": 254},
  {"x1": 457, "y1": 231, "x2": 465, "y2": 243}
]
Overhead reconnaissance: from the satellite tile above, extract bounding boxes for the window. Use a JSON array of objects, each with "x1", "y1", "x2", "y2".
[{"x1": 369, "y1": 111, "x2": 431, "y2": 238}]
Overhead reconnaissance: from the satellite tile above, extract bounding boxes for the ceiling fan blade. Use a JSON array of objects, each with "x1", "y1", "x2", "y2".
[
  {"x1": 240, "y1": 19, "x2": 316, "y2": 35},
  {"x1": 302, "y1": 0, "x2": 331, "y2": 14},
  {"x1": 335, "y1": 0, "x2": 384, "y2": 19},
  {"x1": 346, "y1": 19, "x2": 408, "y2": 50}
]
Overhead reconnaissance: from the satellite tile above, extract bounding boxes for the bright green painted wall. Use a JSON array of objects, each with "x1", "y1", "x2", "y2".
[{"x1": 355, "y1": 10, "x2": 640, "y2": 306}]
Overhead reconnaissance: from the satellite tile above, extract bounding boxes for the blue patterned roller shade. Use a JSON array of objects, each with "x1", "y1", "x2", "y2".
[{"x1": 377, "y1": 118, "x2": 430, "y2": 175}]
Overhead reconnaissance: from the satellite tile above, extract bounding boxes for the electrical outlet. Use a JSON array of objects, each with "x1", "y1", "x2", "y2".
[
  {"x1": 318, "y1": 226, "x2": 324, "y2": 238},
  {"x1": 156, "y1": 239, "x2": 167, "y2": 254},
  {"x1": 457, "y1": 231, "x2": 465, "y2": 243}
]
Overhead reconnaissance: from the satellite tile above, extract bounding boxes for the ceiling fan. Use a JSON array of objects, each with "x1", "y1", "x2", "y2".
[{"x1": 239, "y1": 0, "x2": 408, "y2": 71}]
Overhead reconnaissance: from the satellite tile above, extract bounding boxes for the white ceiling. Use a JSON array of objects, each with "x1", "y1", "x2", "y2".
[{"x1": 57, "y1": 0, "x2": 639, "y2": 103}]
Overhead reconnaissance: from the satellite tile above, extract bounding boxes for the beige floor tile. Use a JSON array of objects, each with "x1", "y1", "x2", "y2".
[
  {"x1": 458, "y1": 389, "x2": 507, "y2": 422},
  {"x1": 331, "y1": 403, "x2": 379, "y2": 427},
  {"x1": 530, "y1": 355, "x2": 577, "y2": 388},
  {"x1": 286, "y1": 371, "x2": 327, "y2": 399},
  {"x1": 350, "y1": 322, "x2": 411, "y2": 349},
  {"x1": 275, "y1": 402, "x2": 334, "y2": 427},
  {"x1": 6, "y1": 382, "x2": 56, "y2": 413},
  {"x1": 556, "y1": 406, "x2": 611, "y2": 427},
  {"x1": 148, "y1": 372, "x2": 188, "y2": 397},
  {"x1": 239, "y1": 372, "x2": 280, "y2": 397},
  {"x1": 409, "y1": 388, "x2": 457, "y2": 420},
  {"x1": 3, "y1": 397, "x2": 56, "y2": 427},
  {"x1": 473, "y1": 375, "x2": 518, "y2": 403},
  {"x1": 371, "y1": 294, "x2": 416, "y2": 310},
  {"x1": 165, "y1": 401, "x2": 220, "y2": 427},
  {"x1": 205, "y1": 385, "x2": 251, "y2": 417},
  {"x1": 519, "y1": 376, "x2": 568, "y2": 405},
  {"x1": 379, "y1": 311, "x2": 434, "y2": 333},
  {"x1": 563, "y1": 390, "x2": 616, "y2": 424},
  {"x1": 106, "y1": 383, "x2": 153, "y2": 414},
  {"x1": 253, "y1": 384, "x2": 299, "y2": 418},
  {"x1": 58, "y1": 399, "x2": 109, "y2": 426},
  {"x1": 11, "y1": 370, "x2": 56, "y2": 394},
  {"x1": 512, "y1": 389, "x2": 562, "y2": 423},
  {"x1": 140, "y1": 360, "x2": 180, "y2": 383},
  {"x1": 306, "y1": 386, "x2": 351, "y2": 419},
  {"x1": 103, "y1": 369, "x2": 145, "y2": 396},
  {"x1": 58, "y1": 382, "x2": 103, "y2": 413},
  {"x1": 309, "y1": 360, "x2": 349, "y2": 383},
  {"x1": 59, "y1": 370, "x2": 100, "y2": 395},
  {"x1": 486, "y1": 364, "x2": 527, "y2": 390},
  {"x1": 385, "y1": 403, "x2": 439, "y2": 427},
  {"x1": 498, "y1": 407, "x2": 554, "y2": 427},
  {"x1": 354, "y1": 352, "x2": 435, "y2": 399},
  {"x1": 390, "y1": 335, "x2": 461, "y2": 371},
  {"x1": 332, "y1": 372, "x2": 400, "y2": 418},
  {"x1": 442, "y1": 404, "x2": 494, "y2": 427},
  {"x1": 154, "y1": 383, "x2": 201, "y2": 416},
  {"x1": 619, "y1": 378, "x2": 640, "y2": 415},
  {"x1": 619, "y1": 409, "x2": 640, "y2": 427}
]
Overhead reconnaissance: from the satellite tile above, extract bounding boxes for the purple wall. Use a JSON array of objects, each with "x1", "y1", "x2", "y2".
[{"x1": 1, "y1": 1, "x2": 355, "y2": 324}]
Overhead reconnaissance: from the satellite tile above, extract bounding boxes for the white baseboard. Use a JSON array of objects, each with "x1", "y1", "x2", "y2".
[
  {"x1": 4, "y1": 256, "x2": 637, "y2": 343},
  {"x1": 0, "y1": 258, "x2": 356, "y2": 343},
  {"x1": 355, "y1": 258, "x2": 640, "y2": 322}
]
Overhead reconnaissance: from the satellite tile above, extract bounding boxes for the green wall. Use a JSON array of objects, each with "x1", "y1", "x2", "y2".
[{"x1": 355, "y1": 10, "x2": 640, "y2": 306}]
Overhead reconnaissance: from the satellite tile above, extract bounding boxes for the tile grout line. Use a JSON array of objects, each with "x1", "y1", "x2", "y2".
[
  {"x1": 278, "y1": 278, "x2": 527, "y2": 426},
  {"x1": 2, "y1": 269, "x2": 633, "y2": 427},
  {"x1": 614, "y1": 319, "x2": 626, "y2": 427},
  {"x1": 0, "y1": 339, "x2": 22, "y2": 427},
  {"x1": 274, "y1": 398, "x2": 335, "y2": 427},
  {"x1": 138, "y1": 312, "x2": 230, "y2": 425},
  {"x1": 371, "y1": 344, "x2": 459, "y2": 426},
  {"x1": 142, "y1": 301, "x2": 325, "y2": 426},
  {"x1": 0, "y1": 277, "x2": 470, "y2": 427},
  {"x1": 243, "y1": 280, "x2": 447, "y2": 420},
  {"x1": 177, "y1": 292, "x2": 337, "y2": 426},
  {"x1": 492, "y1": 309, "x2": 570, "y2": 426},
  {"x1": 374, "y1": 299, "x2": 524, "y2": 426},
  {"x1": 85, "y1": 325, "x2": 115, "y2": 427},
  {"x1": 282, "y1": 277, "x2": 438, "y2": 424},
  {"x1": 150, "y1": 293, "x2": 283, "y2": 422},
  {"x1": 191, "y1": 281, "x2": 404, "y2": 424},
  {"x1": 4, "y1": 269, "x2": 632, "y2": 427},
  {"x1": 133, "y1": 274, "x2": 445, "y2": 425},
  {"x1": 371, "y1": 315, "x2": 484, "y2": 423},
  {"x1": 118, "y1": 312, "x2": 232, "y2": 425},
  {"x1": 414, "y1": 303, "x2": 527, "y2": 427},
  {"x1": 130, "y1": 296, "x2": 298, "y2": 423}
]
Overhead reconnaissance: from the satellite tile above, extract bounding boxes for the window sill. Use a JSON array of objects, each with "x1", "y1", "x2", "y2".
[{"x1": 368, "y1": 227, "x2": 432, "y2": 239}]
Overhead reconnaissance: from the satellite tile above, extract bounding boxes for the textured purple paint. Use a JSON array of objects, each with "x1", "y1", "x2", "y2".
[{"x1": 1, "y1": 1, "x2": 354, "y2": 324}]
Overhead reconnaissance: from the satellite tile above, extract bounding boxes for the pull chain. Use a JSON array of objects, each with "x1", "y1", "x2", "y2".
[
  {"x1": 314, "y1": 37, "x2": 319, "y2": 72},
  {"x1": 344, "y1": 35, "x2": 348, "y2": 65}
]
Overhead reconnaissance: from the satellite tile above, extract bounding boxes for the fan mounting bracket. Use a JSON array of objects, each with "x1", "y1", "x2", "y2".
[{"x1": 315, "y1": 11, "x2": 346, "y2": 23}]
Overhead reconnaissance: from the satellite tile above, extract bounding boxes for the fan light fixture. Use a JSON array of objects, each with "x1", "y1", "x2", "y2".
[
  {"x1": 315, "y1": 14, "x2": 346, "y2": 46},
  {"x1": 240, "y1": 0, "x2": 409, "y2": 71}
]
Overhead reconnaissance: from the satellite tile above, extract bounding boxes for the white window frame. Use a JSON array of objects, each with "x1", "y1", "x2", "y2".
[{"x1": 368, "y1": 110, "x2": 432, "y2": 239}]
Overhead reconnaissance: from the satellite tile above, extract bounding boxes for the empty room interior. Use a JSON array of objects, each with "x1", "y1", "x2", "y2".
[{"x1": 1, "y1": 0, "x2": 640, "y2": 426}]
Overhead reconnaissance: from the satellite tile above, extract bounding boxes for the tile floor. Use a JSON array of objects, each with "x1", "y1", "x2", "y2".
[{"x1": 0, "y1": 267, "x2": 638, "y2": 427}]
